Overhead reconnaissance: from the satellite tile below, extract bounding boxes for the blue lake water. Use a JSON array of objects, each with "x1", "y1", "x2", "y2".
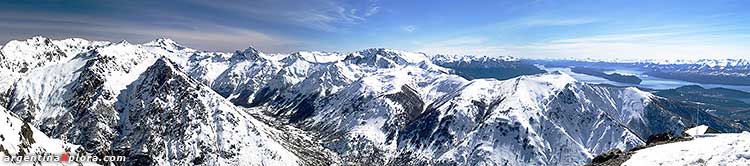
[{"x1": 540, "y1": 66, "x2": 750, "y2": 92}]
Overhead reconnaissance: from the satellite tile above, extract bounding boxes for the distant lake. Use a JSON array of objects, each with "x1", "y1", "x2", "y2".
[{"x1": 539, "y1": 66, "x2": 750, "y2": 92}]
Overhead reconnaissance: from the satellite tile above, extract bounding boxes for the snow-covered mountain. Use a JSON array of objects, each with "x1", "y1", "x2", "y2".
[
  {"x1": 431, "y1": 54, "x2": 520, "y2": 64},
  {"x1": 0, "y1": 36, "x2": 745, "y2": 165},
  {"x1": 530, "y1": 58, "x2": 750, "y2": 85},
  {"x1": 430, "y1": 54, "x2": 545, "y2": 80},
  {"x1": 112, "y1": 58, "x2": 309, "y2": 165},
  {"x1": 539, "y1": 57, "x2": 750, "y2": 69},
  {"x1": 0, "y1": 37, "x2": 331, "y2": 165}
]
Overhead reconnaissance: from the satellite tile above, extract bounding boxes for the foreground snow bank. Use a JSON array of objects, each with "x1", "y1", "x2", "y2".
[{"x1": 624, "y1": 132, "x2": 750, "y2": 166}]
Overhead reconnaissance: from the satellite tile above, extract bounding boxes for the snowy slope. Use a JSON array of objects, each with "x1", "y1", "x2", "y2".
[
  {"x1": 3, "y1": 39, "x2": 197, "y2": 154},
  {"x1": 113, "y1": 58, "x2": 305, "y2": 165},
  {"x1": 0, "y1": 36, "x2": 109, "y2": 99},
  {"x1": 0, "y1": 106, "x2": 98, "y2": 166},
  {"x1": 393, "y1": 73, "x2": 646, "y2": 165},
  {"x1": 623, "y1": 132, "x2": 750, "y2": 166},
  {"x1": 0, "y1": 36, "x2": 91, "y2": 73}
]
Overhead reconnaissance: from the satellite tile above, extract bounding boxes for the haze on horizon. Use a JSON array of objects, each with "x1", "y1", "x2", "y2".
[{"x1": 1, "y1": 0, "x2": 749, "y2": 60}]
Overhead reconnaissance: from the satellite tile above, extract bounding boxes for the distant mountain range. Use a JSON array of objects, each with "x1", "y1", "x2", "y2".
[
  {"x1": 530, "y1": 58, "x2": 750, "y2": 86},
  {"x1": 570, "y1": 67, "x2": 642, "y2": 84},
  {"x1": 0, "y1": 36, "x2": 746, "y2": 165},
  {"x1": 431, "y1": 54, "x2": 545, "y2": 80}
]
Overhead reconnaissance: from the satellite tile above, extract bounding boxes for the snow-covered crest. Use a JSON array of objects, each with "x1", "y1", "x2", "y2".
[{"x1": 431, "y1": 54, "x2": 520, "y2": 64}]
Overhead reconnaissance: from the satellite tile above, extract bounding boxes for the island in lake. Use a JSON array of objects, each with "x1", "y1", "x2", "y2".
[{"x1": 571, "y1": 67, "x2": 643, "y2": 84}]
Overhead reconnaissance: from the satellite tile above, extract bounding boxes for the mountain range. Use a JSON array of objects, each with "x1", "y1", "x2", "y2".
[
  {"x1": 531, "y1": 58, "x2": 750, "y2": 86},
  {"x1": 0, "y1": 36, "x2": 746, "y2": 165}
]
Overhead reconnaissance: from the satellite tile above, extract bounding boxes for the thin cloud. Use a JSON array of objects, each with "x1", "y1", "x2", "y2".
[
  {"x1": 551, "y1": 33, "x2": 678, "y2": 44},
  {"x1": 184, "y1": 0, "x2": 379, "y2": 32},
  {"x1": 0, "y1": 11, "x2": 299, "y2": 52},
  {"x1": 413, "y1": 30, "x2": 749, "y2": 60},
  {"x1": 522, "y1": 18, "x2": 598, "y2": 26},
  {"x1": 365, "y1": 6, "x2": 380, "y2": 16},
  {"x1": 401, "y1": 25, "x2": 417, "y2": 32}
]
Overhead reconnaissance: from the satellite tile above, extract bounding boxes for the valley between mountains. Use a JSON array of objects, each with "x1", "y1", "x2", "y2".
[{"x1": 0, "y1": 36, "x2": 746, "y2": 166}]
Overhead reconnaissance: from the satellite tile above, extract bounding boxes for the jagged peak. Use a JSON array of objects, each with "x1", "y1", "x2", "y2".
[
  {"x1": 143, "y1": 37, "x2": 191, "y2": 52},
  {"x1": 27, "y1": 36, "x2": 52, "y2": 43},
  {"x1": 431, "y1": 54, "x2": 520, "y2": 64},
  {"x1": 3, "y1": 36, "x2": 55, "y2": 48},
  {"x1": 144, "y1": 37, "x2": 176, "y2": 46},
  {"x1": 230, "y1": 45, "x2": 267, "y2": 61},
  {"x1": 131, "y1": 57, "x2": 195, "y2": 87},
  {"x1": 345, "y1": 48, "x2": 430, "y2": 67},
  {"x1": 3, "y1": 36, "x2": 102, "y2": 48},
  {"x1": 150, "y1": 57, "x2": 180, "y2": 73},
  {"x1": 0, "y1": 36, "x2": 65, "y2": 63},
  {"x1": 153, "y1": 37, "x2": 176, "y2": 44},
  {"x1": 115, "y1": 40, "x2": 131, "y2": 45},
  {"x1": 241, "y1": 45, "x2": 261, "y2": 55},
  {"x1": 282, "y1": 51, "x2": 345, "y2": 64}
]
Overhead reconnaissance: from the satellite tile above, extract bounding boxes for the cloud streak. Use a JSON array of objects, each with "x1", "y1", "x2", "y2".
[
  {"x1": 522, "y1": 18, "x2": 598, "y2": 26},
  {"x1": 401, "y1": 25, "x2": 416, "y2": 33},
  {"x1": 183, "y1": 0, "x2": 379, "y2": 32},
  {"x1": 415, "y1": 31, "x2": 750, "y2": 60},
  {"x1": 0, "y1": 0, "x2": 381, "y2": 52},
  {"x1": 0, "y1": 11, "x2": 298, "y2": 52}
]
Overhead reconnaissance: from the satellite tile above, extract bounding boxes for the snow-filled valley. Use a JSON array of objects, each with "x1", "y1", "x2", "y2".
[{"x1": 0, "y1": 36, "x2": 747, "y2": 166}]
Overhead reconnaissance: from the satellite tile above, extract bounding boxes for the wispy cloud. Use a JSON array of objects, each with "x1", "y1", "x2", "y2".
[
  {"x1": 184, "y1": 0, "x2": 379, "y2": 32},
  {"x1": 401, "y1": 25, "x2": 417, "y2": 32},
  {"x1": 0, "y1": 0, "x2": 386, "y2": 52},
  {"x1": 505, "y1": 40, "x2": 746, "y2": 60},
  {"x1": 0, "y1": 11, "x2": 299, "y2": 52},
  {"x1": 413, "y1": 30, "x2": 750, "y2": 60},
  {"x1": 550, "y1": 33, "x2": 678, "y2": 44},
  {"x1": 522, "y1": 18, "x2": 598, "y2": 26},
  {"x1": 365, "y1": 6, "x2": 380, "y2": 16}
]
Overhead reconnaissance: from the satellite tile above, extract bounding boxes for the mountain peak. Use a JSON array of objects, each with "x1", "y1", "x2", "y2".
[
  {"x1": 345, "y1": 48, "x2": 430, "y2": 68},
  {"x1": 282, "y1": 51, "x2": 345, "y2": 64},
  {"x1": 143, "y1": 37, "x2": 190, "y2": 52},
  {"x1": 241, "y1": 45, "x2": 260, "y2": 55},
  {"x1": 115, "y1": 40, "x2": 131, "y2": 45},
  {"x1": 431, "y1": 54, "x2": 520, "y2": 64},
  {"x1": 146, "y1": 37, "x2": 177, "y2": 46},
  {"x1": 28, "y1": 35, "x2": 52, "y2": 42},
  {"x1": 4, "y1": 36, "x2": 55, "y2": 47},
  {"x1": 230, "y1": 45, "x2": 266, "y2": 61},
  {"x1": 151, "y1": 57, "x2": 180, "y2": 73}
]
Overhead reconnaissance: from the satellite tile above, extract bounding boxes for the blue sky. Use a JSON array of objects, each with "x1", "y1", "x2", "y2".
[{"x1": 1, "y1": 0, "x2": 749, "y2": 59}]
